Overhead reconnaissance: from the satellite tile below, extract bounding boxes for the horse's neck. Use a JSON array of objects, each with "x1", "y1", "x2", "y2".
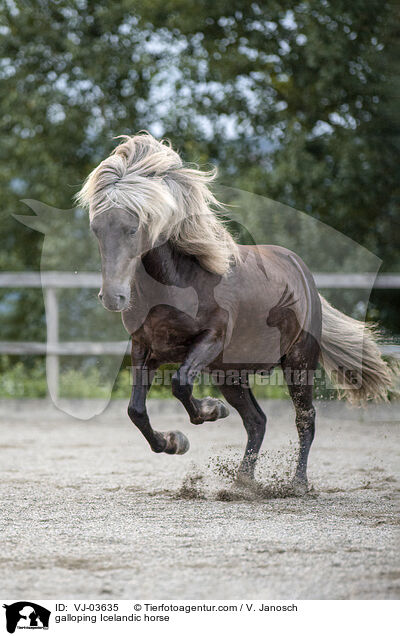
[{"x1": 141, "y1": 240, "x2": 200, "y2": 287}]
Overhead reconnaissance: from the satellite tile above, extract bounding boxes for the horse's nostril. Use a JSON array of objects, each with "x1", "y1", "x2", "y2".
[{"x1": 98, "y1": 289, "x2": 128, "y2": 310}]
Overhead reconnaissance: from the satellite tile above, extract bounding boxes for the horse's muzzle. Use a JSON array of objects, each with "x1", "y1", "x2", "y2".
[{"x1": 99, "y1": 287, "x2": 129, "y2": 312}]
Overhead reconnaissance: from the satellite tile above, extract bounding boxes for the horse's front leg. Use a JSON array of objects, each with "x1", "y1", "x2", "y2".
[
  {"x1": 172, "y1": 330, "x2": 229, "y2": 424},
  {"x1": 128, "y1": 343, "x2": 189, "y2": 455}
]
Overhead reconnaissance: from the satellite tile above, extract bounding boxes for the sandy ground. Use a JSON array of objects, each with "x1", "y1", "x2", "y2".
[{"x1": 0, "y1": 399, "x2": 399, "y2": 600}]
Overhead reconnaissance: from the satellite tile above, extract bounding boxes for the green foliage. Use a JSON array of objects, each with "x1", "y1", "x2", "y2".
[
  {"x1": 0, "y1": 355, "x2": 47, "y2": 397},
  {"x1": 0, "y1": 0, "x2": 399, "y2": 396},
  {"x1": 0, "y1": 355, "x2": 291, "y2": 399}
]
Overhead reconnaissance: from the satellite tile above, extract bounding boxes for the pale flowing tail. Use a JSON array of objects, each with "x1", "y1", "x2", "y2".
[{"x1": 319, "y1": 295, "x2": 398, "y2": 405}]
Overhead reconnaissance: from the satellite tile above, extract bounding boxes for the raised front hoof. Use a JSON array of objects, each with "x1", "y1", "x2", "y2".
[
  {"x1": 214, "y1": 399, "x2": 230, "y2": 419},
  {"x1": 163, "y1": 430, "x2": 190, "y2": 455},
  {"x1": 191, "y1": 398, "x2": 230, "y2": 425}
]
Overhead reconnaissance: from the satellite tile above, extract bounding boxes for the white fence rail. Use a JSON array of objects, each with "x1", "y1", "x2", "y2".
[{"x1": 1, "y1": 271, "x2": 399, "y2": 399}]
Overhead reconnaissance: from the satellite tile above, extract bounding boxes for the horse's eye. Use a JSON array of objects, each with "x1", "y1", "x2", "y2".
[{"x1": 129, "y1": 229, "x2": 137, "y2": 236}]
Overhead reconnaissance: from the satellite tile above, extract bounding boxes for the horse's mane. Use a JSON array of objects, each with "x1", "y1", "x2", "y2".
[{"x1": 75, "y1": 132, "x2": 239, "y2": 275}]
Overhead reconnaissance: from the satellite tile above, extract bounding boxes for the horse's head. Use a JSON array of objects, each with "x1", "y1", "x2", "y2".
[{"x1": 90, "y1": 207, "x2": 144, "y2": 312}]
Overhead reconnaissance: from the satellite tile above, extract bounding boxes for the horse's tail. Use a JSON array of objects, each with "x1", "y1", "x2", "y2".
[{"x1": 319, "y1": 295, "x2": 398, "y2": 405}]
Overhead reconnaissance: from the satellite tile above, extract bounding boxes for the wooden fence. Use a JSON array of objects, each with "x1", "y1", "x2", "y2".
[{"x1": 0, "y1": 271, "x2": 399, "y2": 399}]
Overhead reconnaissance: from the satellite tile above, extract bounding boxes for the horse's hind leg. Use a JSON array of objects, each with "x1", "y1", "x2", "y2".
[
  {"x1": 287, "y1": 381, "x2": 315, "y2": 494},
  {"x1": 281, "y1": 334, "x2": 318, "y2": 493},
  {"x1": 219, "y1": 384, "x2": 266, "y2": 480}
]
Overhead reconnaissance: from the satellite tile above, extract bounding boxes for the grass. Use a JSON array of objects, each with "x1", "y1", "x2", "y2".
[
  {"x1": 0, "y1": 356, "x2": 294, "y2": 400},
  {"x1": 0, "y1": 355, "x2": 343, "y2": 401}
]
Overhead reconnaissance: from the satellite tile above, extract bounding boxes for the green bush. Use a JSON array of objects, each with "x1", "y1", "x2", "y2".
[{"x1": 0, "y1": 355, "x2": 47, "y2": 398}]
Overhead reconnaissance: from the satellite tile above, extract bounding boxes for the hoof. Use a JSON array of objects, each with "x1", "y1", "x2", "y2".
[
  {"x1": 216, "y1": 399, "x2": 230, "y2": 419},
  {"x1": 192, "y1": 398, "x2": 230, "y2": 424},
  {"x1": 290, "y1": 478, "x2": 309, "y2": 496},
  {"x1": 164, "y1": 430, "x2": 190, "y2": 455},
  {"x1": 235, "y1": 471, "x2": 255, "y2": 488}
]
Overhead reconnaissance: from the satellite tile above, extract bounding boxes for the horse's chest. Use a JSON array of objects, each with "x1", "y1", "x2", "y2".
[{"x1": 139, "y1": 307, "x2": 198, "y2": 362}]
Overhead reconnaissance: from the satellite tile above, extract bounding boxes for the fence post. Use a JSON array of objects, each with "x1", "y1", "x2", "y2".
[{"x1": 44, "y1": 286, "x2": 59, "y2": 402}]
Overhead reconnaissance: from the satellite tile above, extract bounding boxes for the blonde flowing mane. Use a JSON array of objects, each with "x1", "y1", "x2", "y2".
[{"x1": 75, "y1": 132, "x2": 239, "y2": 275}]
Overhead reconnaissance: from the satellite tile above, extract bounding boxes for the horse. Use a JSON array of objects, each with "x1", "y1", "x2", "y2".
[{"x1": 76, "y1": 132, "x2": 394, "y2": 493}]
